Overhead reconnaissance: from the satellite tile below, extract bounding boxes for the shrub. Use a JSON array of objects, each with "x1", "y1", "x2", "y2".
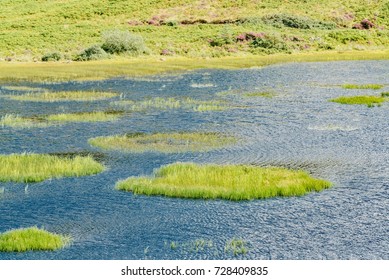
[
  {"x1": 74, "y1": 45, "x2": 108, "y2": 61},
  {"x1": 41, "y1": 52, "x2": 61, "y2": 62},
  {"x1": 352, "y1": 19, "x2": 375, "y2": 30},
  {"x1": 327, "y1": 30, "x2": 368, "y2": 44},
  {"x1": 263, "y1": 14, "x2": 336, "y2": 30},
  {"x1": 209, "y1": 27, "x2": 234, "y2": 47},
  {"x1": 101, "y1": 29, "x2": 148, "y2": 55},
  {"x1": 250, "y1": 33, "x2": 289, "y2": 53}
]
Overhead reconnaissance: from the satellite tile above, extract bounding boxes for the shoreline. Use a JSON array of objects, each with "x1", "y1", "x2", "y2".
[{"x1": 0, "y1": 50, "x2": 388, "y2": 83}]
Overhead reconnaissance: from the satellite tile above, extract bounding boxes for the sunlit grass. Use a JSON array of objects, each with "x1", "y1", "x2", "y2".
[
  {"x1": 0, "y1": 111, "x2": 123, "y2": 128},
  {"x1": 6, "y1": 91, "x2": 118, "y2": 102},
  {"x1": 89, "y1": 132, "x2": 236, "y2": 153},
  {"x1": 0, "y1": 226, "x2": 71, "y2": 252},
  {"x1": 243, "y1": 92, "x2": 275, "y2": 98},
  {"x1": 112, "y1": 97, "x2": 230, "y2": 112},
  {"x1": 116, "y1": 162, "x2": 332, "y2": 200},
  {"x1": 330, "y1": 95, "x2": 386, "y2": 107},
  {"x1": 225, "y1": 238, "x2": 249, "y2": 256},
  {"x1": 342, "y1": 84, "x2": 384, "y2": 90},
  {"x1": 0, "y1": 153, "x2": 104, "y2": 183}
]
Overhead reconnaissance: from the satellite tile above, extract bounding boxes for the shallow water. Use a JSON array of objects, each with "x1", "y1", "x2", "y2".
[{"x1": 0, "y1": 60, "x2": 388, "y2": 260}]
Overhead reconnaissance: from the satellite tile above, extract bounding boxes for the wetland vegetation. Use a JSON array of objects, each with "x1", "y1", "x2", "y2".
[
  {"x1": 89, "y1": 132, "x2": 237, "y2": 153},
  {"x1": 116, "y1": 163, "x2": 332, "y2": 200},
  {"x1": 341, "y1": 84, "x2": 384, "y2": 90},
  {"x1": 330, "y1": 95, "x2": 387, "y2": 107},
  {"x1": 0, "y1": 153, "x2": 104, "y2": 183},
  {"x1": 5, "y1": 91, "x2": 118, "y2": 102},
  {"x1": 0, "y1": 227, "x2": 70, "y2": 252}
]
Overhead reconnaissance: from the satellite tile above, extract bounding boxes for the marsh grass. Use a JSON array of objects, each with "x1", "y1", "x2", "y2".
[
  {"x1": 89, "y1": 132, "x2": 236, "y2": 153},
  {"x1": 225, "y1": 238, "x2": 249, "y2": 256},
  {"x1": 243, "y1": 91, "x2": 275, "y2": 98},
  {"x1": 0, "y1": 153, "x2": 104, "y2": 183},
  {"x1": 381, "y1": 92, "x2": 389, "y2": 97},
  {"x1": 112, "y1": 97, "x2": 229, "y2": 112},
  {"x1": 342, "y1": 84, "x2": 384, "y2": 90},
  {"x1": 1, "y1": 86, "x2": 46, "y2": 92},
  {"x1": 6, "y1": 91, "x2": 118, "y2": 102},
  {"x1": 0, "y1": 226, "x2": 71, "y2": 252},
  {"x1": 116, "y1": 162, "x2": 331, "y2": 200},
  {"x1": 330, "y1": 95, "x2": 386, "y2": 107},
  {"x1": 0, "y1": 111, "x2": 123, "y2": 128}
]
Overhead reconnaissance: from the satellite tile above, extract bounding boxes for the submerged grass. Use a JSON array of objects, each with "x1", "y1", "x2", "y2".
[
  {"x1": 0, "y1": 153, "x2": 104, "y2": 183},
  {"x1": 116, "y1": 162, "x2": 332, "y2": 200},
  {"x1": 342, "y1": 84, "x2": 384, "y2": 90},
  {"x1": 1, "y1": 85, "x2": 46, "y2": 92},
  {"x1": 0, "y1": 226, "x2": 71, "y2": 252},
  {"x1": 112, "y1": 97, "x2": 229, "y2": 112},
  {"x1": 225, "y1": 238, "x2": 249, "y2": 256},
  {"x1": 6, "y1": 91, "x2": 118, "y2": 102},
  {"x1": 0, "y1": 114, "x2": 49, "y2": 128},
  {"x1": 330, "y1": 95, "x2": 387, "y2": 107},
  {"x1": 243, "y1": 91, "x2": 275, "y2": 98},
  {"x1": 89, "y1": 132, "x2": 236, "y2": 153}
]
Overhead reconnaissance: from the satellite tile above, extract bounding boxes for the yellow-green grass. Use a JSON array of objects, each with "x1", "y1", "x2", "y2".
[
  {"x1": 5, "y1": 91, "x2": 118, "y2": 102},
  {"x1": 89, "y1": 132, "x2": 236, "y2": 153},
  {"x1": 0, "y1": 227, "x2": 71, "y2": 252},
  {"x1": 1, "y1": 51, "x2": 389, "y2": 83},
  {"x1": 381, "y1": 92, "x2": 389, "y2": 97},
  {"x1": 0, "y1": 153, "x2": 104, "y2": 183},
  {"x1": 115, "y1": 162, "x2": 332, "y2": 200},
  {"x1": 225, "y1": 238, "x2": 249, "y2": 256},
  {"x1": 112, "y1": 97, "x2": 229, "y2": 112},
  {"x1": 0, "y1": 114, "x2": 49, "y2": 128},
  {"x1": 0, "y1": 111, "x2": 122, "y2": 128},
  {"x1": 243, "y1": 91, "x2": 275, "y2": 98},
  {"x1": 342, "y1": 84, "x2": 384, "y2": 90},
  {"x1": 1, "y1": 85, "x2": 46, "y2": 92},
  {"x1": 330, "y1": 95, "x2": 387, "y2": 107}
]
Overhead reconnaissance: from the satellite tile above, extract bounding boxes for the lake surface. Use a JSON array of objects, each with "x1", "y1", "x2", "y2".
[{"x1": 0, "y1": 60, "x2": 388, "y2": 260}]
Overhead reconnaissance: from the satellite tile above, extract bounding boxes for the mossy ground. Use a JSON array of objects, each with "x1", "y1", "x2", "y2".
[
  {"x1": 89, "y1": 132, "x2": 237, "y2": 153},
  {"x1": 116, "y1": 162, "x2": 331, "y2": 200},
  {"x1": 0, "y1": 227, "x2": 70, "y2": 252},
  {"x1": 0, "y1": 153, "x2": 104, "y2": 183}
]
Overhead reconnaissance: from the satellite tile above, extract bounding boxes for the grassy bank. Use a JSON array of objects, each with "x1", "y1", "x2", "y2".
[
  {"x1": 0, "y1": 153, "x2": 104, "y2": 183},
  {"x1": 0, "y1": 50, "x2": 388, "y2": 82},
  {"x1": 89, "y1": 132, "x2": 236, "y2": 153},
  {"x1": 0, "y1": 227, "x2": 70, "y2": 252},
  {"x1": 116, "y1": 162, "x2": 331, "y2": 200}
]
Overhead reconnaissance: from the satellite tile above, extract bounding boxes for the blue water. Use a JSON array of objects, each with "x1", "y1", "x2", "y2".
[{"x1": 0, "y1": 60, "x2": 388, "y2": 260}]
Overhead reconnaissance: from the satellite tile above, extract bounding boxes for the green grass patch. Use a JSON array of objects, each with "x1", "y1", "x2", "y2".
[
  {"x1": 0, "y1": 111, "x2": 122, "y2": 128},
  {"x1": 342, "y1": 84, "x2": 384, "y2": 90},
  {"x1": 89, "y1": 132, "x2": 236, "y2": 153},
  {"x1": 381, "y1": 92, "x2": 389, "y2": 97},
  {"x1": 112, "y1": 97, "x2": 229, "y2": 112},
  {"x1": 0, "y1": 226, "x2": 71, "y2": 252},
  {"x1": 243, "y1": 91, "x2": 275, "y2": 98},
  {"x1": 1, "y1": 85, "x2": 46, "y2": 92},
  {"x1": 116, "y1": 162, "x2": 332, "y2": 200},
  {"x1": 225, "y1": 238, "x2": 249, "y2": 256},
  {"x1": 0, "y1": 153, "x2": 104, "y2": 183},
  {"x1": 330, "y1": 95, "x2": 386, "y2": 107},
  {"x1": 6, "y1": 91, "x2": 118, "y2": 102}
]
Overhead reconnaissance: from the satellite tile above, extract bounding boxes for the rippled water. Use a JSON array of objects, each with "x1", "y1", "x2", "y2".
[{"x1": 0, "y1": 60, "x2": 388, "y2": 260}]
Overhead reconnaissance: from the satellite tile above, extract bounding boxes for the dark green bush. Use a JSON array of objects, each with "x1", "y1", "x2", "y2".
[
  {"x1": 74, "y1": 45, "x2": 108, "y2": 61},
  {"x1": 263, "y1": 14, "x2": 336, "y2": 30},
  {"x1": 101, "y1": 29, "x2": 148, "y2": 55},
  {"x1": 209, "y1": 27, "x2": 234, "y2": 47},
  {"x1": 250, "y1": 33, "x2": 289, "y2": 53},
  {"x1": 41, "y1": 52, "x2": 61, "y2": 62},
  {"x1": 327, "y1": 30, "x2": 368, "y2": 44}
]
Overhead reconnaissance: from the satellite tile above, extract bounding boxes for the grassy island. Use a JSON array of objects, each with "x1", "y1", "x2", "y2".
[
  {"x1": 0, "y1": 153, "x2": 104, "y2": 183},
  {"x1": 6, "y1": 91, "x2": 118, "y2": 102},
  {"x1": 116, "y1": 162, "x2": 331, "y2": 200},
  {"x1": 330, "y1": 95, "x2": 387, "y2": 107},
  {"x1": 0, "y1": 227, "x2": 71, "y2": 252},
  {"x1": 89, "y1": 132, "x2": 236, "y2": 153},
  {"x1": 342, "y1": 84, "x2": 384, "y2": 90}
]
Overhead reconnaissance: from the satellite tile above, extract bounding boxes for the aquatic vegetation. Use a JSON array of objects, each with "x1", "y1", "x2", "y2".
[
  {"x1": 46, "y1": 111, "x2": 123, "y2": 123},
  {"x1": 330, "y1": 95, "x2": 386, "y2": 107},
  {"x1": 116, "y1": 162, "x2": 332, "y2": 200},
  {"x1": 6, "y1": 91, "x2": 118, "y2": 102},
  {"x1": 342, "y1": 84, "x2": 384, "y2": 90},
  {"x1": 89, "y1": 132, "x2": 236, "y2": 153},
  {"x1": 381, "y1": 92, "x2": 389, "y2": 97},
  {"x1": 243, "y1": 92, "x2": 275, "y2": 98},
  {"x1": 112, "y1": 97, "x2": 229, "y2": 112},
  {"x1": 1, "y1": 86, "x2": 46, "y2": 92},
  {"x1": 0, "y1": 114, "x2": 49, "y2": 128},
  {"x1": 0, "y1": 111, "x2": 122, "y2": 128},
  {"x1": 225, "y1": 238, "x2": 249, "y2": 256},
  {"x1": 0, "y1": 227, "x2": 71, "y2": 252},
  {"x1": 0, "y1": 153, "x2": 104, "y2": 183}
]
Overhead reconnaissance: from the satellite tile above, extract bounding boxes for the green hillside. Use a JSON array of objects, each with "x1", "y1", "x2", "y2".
[{"x1": 0, "y1": 0, "x2": 388, "y2": 61}]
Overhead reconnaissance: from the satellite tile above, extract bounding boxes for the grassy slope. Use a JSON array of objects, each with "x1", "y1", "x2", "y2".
[{"x1": 0, "y1": 0, "x2": 388, "y2": 60}]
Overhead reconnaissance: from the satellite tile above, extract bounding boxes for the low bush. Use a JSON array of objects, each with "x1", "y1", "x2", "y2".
[
  {"x1": 101, "y1": 29, "x2": 148, "y2": 55},
  {"x1": 250, "y1": 33, "x2": 289, "y2": 53},
  {"x1": 41, "y1": 52, "x2": 61, "y2": 62},
  {"x1": 263, "y1": 14, "x2": 336, "y2": 30},
  {"x1": 74, "y1": 45, "x2": 108, "y2": 61}
]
